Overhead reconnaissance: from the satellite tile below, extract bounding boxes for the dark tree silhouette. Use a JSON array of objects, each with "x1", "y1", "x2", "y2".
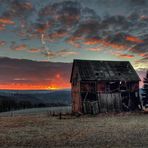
[{"x1": 142, "y1": 71, "x2": 148, "y2": 107}]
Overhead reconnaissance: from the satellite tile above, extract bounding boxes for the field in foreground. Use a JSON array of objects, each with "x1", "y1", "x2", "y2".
[{"x1": 0, "y1": 113, "x2": 148, "y2": 148}]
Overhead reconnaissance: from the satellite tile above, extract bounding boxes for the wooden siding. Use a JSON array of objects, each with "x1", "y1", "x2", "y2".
[{"x1": 71, "y1": 65, "x2": 81, "y2": 113}]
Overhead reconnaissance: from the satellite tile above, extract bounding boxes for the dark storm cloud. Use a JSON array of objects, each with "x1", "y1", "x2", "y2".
[
  {"x1": 38, "y1": 1, "x2": 81, "y2": 26},
  {"x1": 130, "y1": 0, "x2": 147, "y2": 6},
  {"x1": 69, "y1": 19, "x2": 100, "y2": 40},
  {"x1": 2, "y1": 0, "x2": 34, "y2": 19},
  {"x1": 102, "y1": 15, "x2": 131, "y2": 31}
]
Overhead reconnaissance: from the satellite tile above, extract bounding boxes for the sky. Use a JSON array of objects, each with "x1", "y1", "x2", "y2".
[{"x1": 0, "y1": 0, "x2": 147, "y2": 90}]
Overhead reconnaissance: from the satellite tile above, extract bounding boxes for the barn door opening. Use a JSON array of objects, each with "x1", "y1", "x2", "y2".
[
  {"x1": 80, "y1": 81, "x2": 99, "y2": 114},
  {"x1": 81, "y1": 92, "x2": 99, "y2": 114}
]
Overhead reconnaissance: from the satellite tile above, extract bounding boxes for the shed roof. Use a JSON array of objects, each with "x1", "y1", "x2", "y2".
[{"x1": 70, "y1": 59, "x2": 140, "y2": 82}]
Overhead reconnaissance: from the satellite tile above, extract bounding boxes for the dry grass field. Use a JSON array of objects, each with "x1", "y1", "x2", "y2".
[{"x1": 0, "y1": 112, "x2": 148, "y2": 148}]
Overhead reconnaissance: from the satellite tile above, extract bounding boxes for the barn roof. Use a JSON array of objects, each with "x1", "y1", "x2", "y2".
[{"x1": 70, "y1": 59, "x2": 140, "y2": 82}]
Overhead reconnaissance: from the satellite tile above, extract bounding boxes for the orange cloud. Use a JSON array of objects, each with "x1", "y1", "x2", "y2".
[
  {"x1": 115, "y1": 53, "x2": 135, "y2": 58},
  {"x1": 83, "y1": 37, "x2": 128, "y2": 50},
  {"x1": 84, "y1": 37, "x2": 101, "y2": 45},
  {"x1": 28, "y1": 48, "x2": 41, "y2": 53},
  {"x1": 50, "y1": 30, "x2": 68, "y2": 39},
  {"x1": 0, "y1": 18, "x2": 15, "y2": 25},
  {"x1": 68, "y1": 40, "x2": 81, "y2": 48},
  {"x1": 12, "y1": 44, "x2": 27, "y2": 51},
  {"x1": 87, "y1": 47, "x2": 102, "y2": 51},
  {"x1": 125, "y1": 36, "x2": 144, "y2": 43},
  {"x1": 102, "y1": 39, "x2": 128, "y2": 50},
  {"x1": 139, "y1": 53, "x2": 148, "y2": 58}
]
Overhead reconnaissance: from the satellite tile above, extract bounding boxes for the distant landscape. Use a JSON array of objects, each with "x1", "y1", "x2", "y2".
[
  {"x1": 0, "y1": 90, "x2": 71, "y2": 113},
  {"x1": 0, "y1": 89, "x2": 144, "y2": 113}
]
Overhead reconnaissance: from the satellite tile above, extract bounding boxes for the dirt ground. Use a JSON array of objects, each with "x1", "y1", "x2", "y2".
[{"x1": 0, "y1": 112, "x2": 148, "y2": 148}]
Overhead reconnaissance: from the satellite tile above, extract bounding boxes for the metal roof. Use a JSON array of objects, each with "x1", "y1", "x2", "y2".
[{"x1": 70, "y1": 59, "x2": 140, "y2": 82}]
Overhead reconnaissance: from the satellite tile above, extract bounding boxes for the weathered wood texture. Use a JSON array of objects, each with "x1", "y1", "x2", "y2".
[{"x1": 71, "y1": 60, "x2": 141, "y2": 114}]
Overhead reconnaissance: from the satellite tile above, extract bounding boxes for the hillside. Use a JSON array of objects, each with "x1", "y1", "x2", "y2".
[{"x1": 0, "y1": 90, "x2": 71, "y2": 112}]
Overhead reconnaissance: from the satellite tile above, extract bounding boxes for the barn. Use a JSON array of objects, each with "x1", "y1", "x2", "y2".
[{"x1": 70, "y1": 59, "x2": 141, "y2": 114}]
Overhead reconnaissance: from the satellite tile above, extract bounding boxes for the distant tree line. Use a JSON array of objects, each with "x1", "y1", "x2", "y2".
[{"x1": 0, "y1": 97, "x2": 67, "y2": 113}]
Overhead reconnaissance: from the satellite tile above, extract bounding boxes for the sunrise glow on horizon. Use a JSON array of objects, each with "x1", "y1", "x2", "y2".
[{"x1": 0, "y1": 83, "x2": 71, "y2": 90}]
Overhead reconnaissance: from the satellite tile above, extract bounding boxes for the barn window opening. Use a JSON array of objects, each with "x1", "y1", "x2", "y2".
[
  {"x1": 109, "y1": 82, "x2": 119, "y2": 92},
  {"x1": 81, "y1": 82, "x2": 95, "y2": 92},
  {"x1": 120, "y1": 81, "x2": 127, "y2": 91}
]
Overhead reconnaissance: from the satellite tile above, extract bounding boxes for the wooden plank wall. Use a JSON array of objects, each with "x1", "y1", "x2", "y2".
[{"x1": 98, "y1": 93, "x2": 122, "y2": 112}]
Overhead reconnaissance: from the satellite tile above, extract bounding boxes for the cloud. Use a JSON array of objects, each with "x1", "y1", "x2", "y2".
[
  {"x1": 115, "y1": 53, "x2": 135, "y2": 58},
  {"x1": 102, "y1": 15, "x2": 131, "y2": 31},
  {"x1": 134, "y1": 60, "x2": 148, "y2": 70},
  {"x1": 125, "y1": 36, "x2": 144, "y2": 43},
  {"x1": 42, "y1": 49, "x2": 79, "y2": 58},
  {"x1": 0, "y1": 17, "x2": 15, "y2": 31},
  {"x1": 87, "y1": 47, "x2": 102, "y2": 52},
  {"x1": 130, "y1": 0, "x2": 147, "y2": 6},
  {"x1": 0, "y1": 17, "x2": 15, "y2": 25},
  {"x1": 10, "y1": 42, "x2": 27, "y2": 51},
  {"x1": 28, "y1": 48, "x2": 41, "y2": 53},
  {"x1": 139, "y1": 53, "x2": 148, "y2": 59},
  {"x1": 39, "y1": 1, "x2": 81, "y2": 26},
  {"x1": 84, "y1": 36, "x2": 102, "y2": 45},
  {"x1": 0, "y1": 24, "x2": 5, "y2": 31},
  {"x1": 130, "y1": 37, "x2": 148, "y2": 55},
  {"x1": 49, "y1": 29, "x2": 68, "y2": 39},
  {"x1": 2, "y1": 0, "x2": 34, "y2": 18},
  {"x1": 0, "y1": 40, "x2": 6, "y2": 46},
  {"x1": 0, "y1": 0, "x2": 147, "y2": 60},
  {"x1": 73, "y1": 20, "x2": 100, "y2": 38},
  {"x1": 32, "y1": 22, "x2": 53, "y2": 34}
]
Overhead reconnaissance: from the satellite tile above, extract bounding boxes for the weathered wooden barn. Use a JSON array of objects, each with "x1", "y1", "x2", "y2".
[{"x1": 70, "y1": 59, "x2": 141, "y2": 114}]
